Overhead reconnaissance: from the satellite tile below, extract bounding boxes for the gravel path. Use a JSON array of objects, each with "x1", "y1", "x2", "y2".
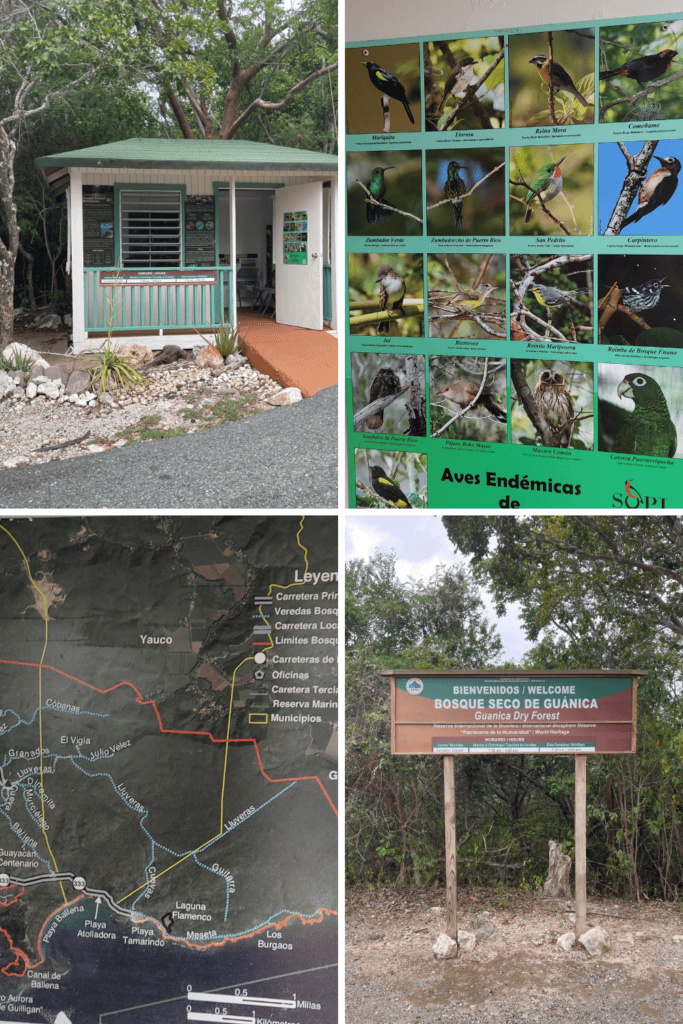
[
  {"x1": 346, "y1": 886, "x2": 683, "y2": 1024},
  {"x1": 0, "y1": 360, "x2": 282, "y2": 468}
]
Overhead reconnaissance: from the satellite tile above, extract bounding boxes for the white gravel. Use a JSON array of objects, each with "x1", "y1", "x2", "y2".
[{"x1": 0, "y1": 361, "x2": 282, "y2": 468}]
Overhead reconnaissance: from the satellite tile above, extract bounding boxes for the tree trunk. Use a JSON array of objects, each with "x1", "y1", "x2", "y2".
[
  {"x1": 0, "y1": 124, "x2": 20, "y2": 344},
  {"x1": 18, "y1": 242, "x2": 36, "y2": 310},
  {"x1": 543, "y1": 839, "x2": 572, "y2": 897}
]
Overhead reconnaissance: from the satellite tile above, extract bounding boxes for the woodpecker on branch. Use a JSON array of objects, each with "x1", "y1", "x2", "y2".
[{"x1": 622, "y1": 155, "x2": 681, "y2": 228}]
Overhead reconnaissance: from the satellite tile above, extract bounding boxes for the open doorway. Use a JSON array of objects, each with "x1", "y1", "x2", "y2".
[{"x1": 217, "y1": 187, "x2": 275, "y2": 325}]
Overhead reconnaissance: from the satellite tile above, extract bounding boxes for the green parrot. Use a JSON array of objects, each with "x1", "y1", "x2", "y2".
[{"x1": 613, "y1": 372, "x2": 677, "y2": 458}]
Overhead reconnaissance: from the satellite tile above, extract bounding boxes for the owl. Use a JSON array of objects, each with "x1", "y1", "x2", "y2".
[
  {"x1": 534, "y1": 369, "x2": 574, "y2": 447},
  {"x1": 366, "y1": 367, "x2": 401, "y2": 430}
]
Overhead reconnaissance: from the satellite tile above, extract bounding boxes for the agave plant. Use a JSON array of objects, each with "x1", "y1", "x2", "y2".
[
  {"x1": 195, "y1": 317, "x2": 245, "y2": 359},
  {"x1": 90, "y1": 338, "x2": 148, "y2": 393}
]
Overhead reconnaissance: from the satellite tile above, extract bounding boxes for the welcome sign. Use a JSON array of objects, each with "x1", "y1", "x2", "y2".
[{"x1": 384, "y1": 670, "x2": 643, "y2": 754}]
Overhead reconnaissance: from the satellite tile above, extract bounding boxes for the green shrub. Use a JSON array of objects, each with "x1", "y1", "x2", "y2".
[
  {"x1": 89, "y1": 339, "x2": 148, "y2": 393},
  {"x1": 0, "y1": 351, "x2": 32, "y2": 372},
  {"x1": 196, "y1": 318, "x2": 245, "y2": 359}
]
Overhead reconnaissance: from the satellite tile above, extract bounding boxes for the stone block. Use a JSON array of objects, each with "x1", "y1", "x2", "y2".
[
  {"x1": 268, "y1": 387, "x2": 303, "y2": 406},
  {"x1": 578, "y1": 926, "x2": 610, "y2": 956},
  {"x1": 432, "y1": 933, "x2": 458, "y2": 960}
]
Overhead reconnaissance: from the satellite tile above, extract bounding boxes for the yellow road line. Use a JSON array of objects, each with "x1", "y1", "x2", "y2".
[
  {"x1": 1, "y1": 525, "x2": 67, "y2": 903},
  {"x1": 119, "y1": 831, "x2": 224, "y2": 902},
  {"x1": 219, "y1": 515, "x2": 309, "y2": 829}
]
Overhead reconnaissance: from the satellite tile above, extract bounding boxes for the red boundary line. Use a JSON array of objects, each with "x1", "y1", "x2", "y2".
[
  {"x1": 0, "y1": 660, "x2": 337, "y2": 815},
  {"x1": 0, "y1": 658, "x2": 339, "y2": 978}
]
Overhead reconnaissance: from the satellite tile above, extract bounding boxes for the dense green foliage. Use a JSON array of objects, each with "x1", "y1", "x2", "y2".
[
  {"x1": 599, "y1": 20, "x2": 683, "y2": 124},
  {"x1": 2, "y1": 0, "x2": 337, "y2": 311},
  {"x1": 346, "y1": 518, "x2": 683, "y2": 900}
]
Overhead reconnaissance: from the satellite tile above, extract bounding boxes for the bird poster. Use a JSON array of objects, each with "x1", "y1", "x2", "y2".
[{"x1": 346, "y1": 13, "x2": 683, "y2": 509}]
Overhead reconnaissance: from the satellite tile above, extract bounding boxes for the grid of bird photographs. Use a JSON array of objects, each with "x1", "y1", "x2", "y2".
[{"x1": 345, "y1": 13, "x2": 683, "y2": 509}]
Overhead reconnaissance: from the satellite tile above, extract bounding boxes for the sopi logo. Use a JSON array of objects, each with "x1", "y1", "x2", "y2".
[
  {"x1": 406, "y1": 678, "x2": 424, "y2": 695},
  {"x1": 612, "y1": 480, "x2": 667, "y2": 508}
]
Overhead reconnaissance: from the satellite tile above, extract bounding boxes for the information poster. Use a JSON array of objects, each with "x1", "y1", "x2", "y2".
[
  {"x1": 185, "y1": 194, "x2": 216, "y2": 267},
  {"x1": 346, "y1": 13, "x2": 683, "y2": 508},
  {"x1": 283, "y1": 210, "x2": 309, "y2": 264},
  {"x1": 82, "y1": 186, "x2": 115, "y2": 268}
]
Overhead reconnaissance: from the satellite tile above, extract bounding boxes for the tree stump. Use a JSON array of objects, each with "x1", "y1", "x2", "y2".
[{"x1": 543, "y1": 839, "x2": 571, "y2": 897}]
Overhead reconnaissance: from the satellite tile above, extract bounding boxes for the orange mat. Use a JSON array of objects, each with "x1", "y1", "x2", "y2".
[{"x1": 237, "y1": 310, "x2": 337, "y2": 398}]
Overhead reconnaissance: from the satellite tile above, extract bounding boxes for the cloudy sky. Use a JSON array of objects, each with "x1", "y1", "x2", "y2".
[{"x1": 345, "y1": 514, "x2": 532, "y2": 662}]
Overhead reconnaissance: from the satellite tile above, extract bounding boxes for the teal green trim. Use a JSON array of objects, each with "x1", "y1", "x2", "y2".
[
  {"x1": 395, "y1": 677, "x2": 632, "y2": 700},
  {"x1": 83, "y1": 265, "x2": 233, "y2": 332},
  {"x1": 212, "y1": 181, "x2": 230, "y2": 268},
  {"x1": 323, "y1": 264, "x2": 332, "y2": 321},
  {"x1": 37, "y1": 137, "x2": 337, "y2": 172},
  {"x1": 114, "y1": 183, "x2": 187, "y2": 267}
]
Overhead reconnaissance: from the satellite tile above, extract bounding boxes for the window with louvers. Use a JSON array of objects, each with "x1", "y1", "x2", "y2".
[{"x1": 120, "y1": 190, "x2": 182, "y2": 267}]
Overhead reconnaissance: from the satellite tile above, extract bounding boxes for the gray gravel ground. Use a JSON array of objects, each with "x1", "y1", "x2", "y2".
[
  {"x1": 346, "y1": 887, "x2": 683, "y2": 1024},
  {"x1": 346, "y1": 959, "x2": 683, "y2": 1023},
  {"x1": 0, "y1": 385, "x2": 337, "y2": 508}
]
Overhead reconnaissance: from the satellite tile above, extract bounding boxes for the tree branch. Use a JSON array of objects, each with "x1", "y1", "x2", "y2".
[
  {"x1": 440, "y1": 45, "x2": 505, "y2": 130},
  {"x1": 354, "y1": 383, "x2": 410, "y2": 432},
  {"x1": 604, "y1": 139, "x2": 658, "y2": 235}
]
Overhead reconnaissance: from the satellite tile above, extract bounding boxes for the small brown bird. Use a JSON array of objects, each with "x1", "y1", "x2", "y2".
[
  {"x1": 534, "y1": 369, "x2": 575, "y2": 447},
  {"x1": 439, "y1": 380, "x2": 507, "y2": 422},
  {"x1": 366, "y1": 367, "x2": 402, "y2": 430},
  {"x1": 376, "y1": 264, "x2": 406, "y2": 335},
  {"x1": 528, "y1": 55, "x2": 590, "y2": 108}
]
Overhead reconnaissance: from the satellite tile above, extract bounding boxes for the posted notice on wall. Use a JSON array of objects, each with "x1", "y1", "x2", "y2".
[{"x1": 345, "y1": 13, "x2": 683, "y2": 508}]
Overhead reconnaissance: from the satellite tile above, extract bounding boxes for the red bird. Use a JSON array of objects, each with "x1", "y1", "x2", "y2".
[
  {"x1": 600, "y1": 49, "x2": 677, "y2": 84},
  {"x1": 622, "y1": 155, "x2": 681, "y2": 228}
]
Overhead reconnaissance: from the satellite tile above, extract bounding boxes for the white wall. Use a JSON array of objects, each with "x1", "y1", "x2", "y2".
[
  {"x1": 347, "y1": 0, "x2": 681, "y2": 40},
  {"x1": 218, "y1": 190, "x2": 273, "y2": 295}
]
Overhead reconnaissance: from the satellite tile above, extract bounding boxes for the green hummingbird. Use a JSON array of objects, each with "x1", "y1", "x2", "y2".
[
  {"x1": 366, "y1": 166, "x2": 396, "y2": 225},
  {"x1": 444, "y1": 160, "x2": 467, "y2": 230},
  {"x1": 523, "y1": 156, "x2": 565, "y2": 224}
]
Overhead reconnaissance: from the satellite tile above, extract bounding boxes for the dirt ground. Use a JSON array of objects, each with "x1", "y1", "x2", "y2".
[
  {"x1": 10, "y1": 324, "x2": 70, "y2": 354},
  {"x1": 346, "y1": 885, "x2": 683, "y2": 1023}
]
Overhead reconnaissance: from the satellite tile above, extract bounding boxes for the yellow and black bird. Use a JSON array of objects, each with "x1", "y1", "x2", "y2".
[
  {"x1": 362, "y1": 61, "x2": 415, "y2": 123},
  {"x1": 529, "y1": 283, "x2": 587, "y2": 310},
  {"x1": 528, "y1": 55, "x2": 590, "y2": 107},
  {"x1": 370, "y1": 464, "x2": 413, "y2": 507},
  {"x1": 622, "y1": 155, "x2": 681, "y2": 228},
  {"x1": 438, "y1": 56, "x2": 478, "y2": 111},
  {"x1": 366, "y1": 367, "x2": 402, "y2": 430}
]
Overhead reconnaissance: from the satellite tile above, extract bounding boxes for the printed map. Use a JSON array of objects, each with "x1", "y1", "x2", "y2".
[{"x1": 0, "y1": 515, "x2": 338, "y2": 1024}]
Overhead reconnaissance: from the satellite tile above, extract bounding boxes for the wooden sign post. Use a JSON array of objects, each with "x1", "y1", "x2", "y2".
[
  {"x1": 443, "y1": 754, "x2": 457, "y2": 940},
  {"x1": 575, "y1": 754, "x2": 587, "y2": 939},
  {"x1": 384, "y1": 669, "x2": 644, "y2": 943}
]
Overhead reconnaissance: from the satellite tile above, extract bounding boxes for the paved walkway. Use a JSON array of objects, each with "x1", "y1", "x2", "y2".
[
  {"x1": 0, "y1": 386, "x2": 337, "y2": 509},
  {"x1": 238, "y1": 310, "x2": 337, "y2": 398}
]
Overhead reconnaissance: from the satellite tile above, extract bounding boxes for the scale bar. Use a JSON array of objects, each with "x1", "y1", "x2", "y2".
[
  {"x1": 189, "y1": 993, "x2": 297, "y2": 1008},
  {"x1": 187, "y1": 1013, "x2": 255, "y2": 1023}
]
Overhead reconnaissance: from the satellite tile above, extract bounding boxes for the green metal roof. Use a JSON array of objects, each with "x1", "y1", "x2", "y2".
[{"x1": 36, "y1": 137, "x2": 337, "y2": 173}]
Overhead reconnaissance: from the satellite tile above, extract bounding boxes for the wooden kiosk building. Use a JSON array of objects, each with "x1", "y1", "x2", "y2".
[{"x1": 36, "y1": 138, "x2": 338, "y2": 352}]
